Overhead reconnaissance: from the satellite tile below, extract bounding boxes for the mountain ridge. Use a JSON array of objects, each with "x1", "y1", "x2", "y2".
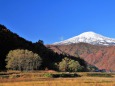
[
  {"x1": 47, "y1": 43, "x2": 115, "y2": 71},
  {"x1": 48, "y1": 32, "x2": 115, "y2": 71},
  {"x1": 54, "y1": 31, "x2": 115, "y2": 46}
]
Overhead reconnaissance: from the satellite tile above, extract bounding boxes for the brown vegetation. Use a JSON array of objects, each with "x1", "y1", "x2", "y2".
[{"x1": 0, "y1": 71, "x2": 115, "y2": 86}]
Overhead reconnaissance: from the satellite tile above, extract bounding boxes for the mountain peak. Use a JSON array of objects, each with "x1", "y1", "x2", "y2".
[
  {"x1": 79, "y1": 31, "x2": 97, "y2": 35},
  {"x1": 54, "y1": 31, "x2": 115, "y2": 46},
  {"x1": 79, "y1": 31, "x2": 98, "y2": 35},
  {"x1": 77, "y1": 31, "x2": 101, "y2": 38}
]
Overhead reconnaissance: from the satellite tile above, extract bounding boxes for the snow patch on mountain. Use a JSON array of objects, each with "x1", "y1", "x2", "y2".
[{"x1": 53, "y1": 31, "x2": 115, "y2": 46}]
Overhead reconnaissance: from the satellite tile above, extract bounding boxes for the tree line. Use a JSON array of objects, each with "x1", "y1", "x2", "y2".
[{"x1": 5, "y1": 49, "x2": 86, "y2": 72}]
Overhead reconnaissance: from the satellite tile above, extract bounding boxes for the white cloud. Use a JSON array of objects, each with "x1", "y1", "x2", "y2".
[{"x1": 59, "y1": 36, "x2": 64, "y2": 41}]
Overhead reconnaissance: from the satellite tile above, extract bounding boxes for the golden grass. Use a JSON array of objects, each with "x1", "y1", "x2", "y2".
[
  {"x1": 0, "y1": 72, "x2": 115, "y2": 86},
  {"x1": 0, "y1": 77, "x2": 115, "y2": 86}
]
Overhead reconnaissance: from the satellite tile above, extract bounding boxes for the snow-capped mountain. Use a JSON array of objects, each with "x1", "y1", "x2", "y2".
[{"x1": 53, "y1": 31, "x2": 115, "y2": 46}]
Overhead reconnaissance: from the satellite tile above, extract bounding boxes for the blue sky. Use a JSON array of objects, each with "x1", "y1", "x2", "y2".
[{"x1": 0, "y1": 0, "x2": 115, "y2": 44}]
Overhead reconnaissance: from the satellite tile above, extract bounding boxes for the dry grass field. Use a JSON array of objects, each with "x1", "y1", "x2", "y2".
[{"x1": 0, "y1": 71, "x2": 115, "y2": 86}]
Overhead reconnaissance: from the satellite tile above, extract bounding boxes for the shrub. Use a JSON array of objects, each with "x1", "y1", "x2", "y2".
[
  {"x1": 52, "y1": 73, "x2": 80, "y2": 78},
  {"x1": 87, "y1": 73, "x2": 112, "y2": 77},
  {"x1": 43, "y1": 73, "x2": 53, "y2": 78}
]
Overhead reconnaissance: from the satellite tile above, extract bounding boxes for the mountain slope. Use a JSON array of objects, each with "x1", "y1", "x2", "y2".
[
  {"x1": 0, "y1": 24, "x2": 87, "y2": 71},
  {"x1": 0, "y1": 24, "x2": 59, "y2": 70},
  {"x1": 47, "y1": 43, "x2": 115, "y2": 71},
  {"x1": 54, "y1": 32, "x2": 115, "y2": 46}
]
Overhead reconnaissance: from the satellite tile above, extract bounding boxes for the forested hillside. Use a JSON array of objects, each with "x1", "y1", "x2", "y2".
[{"x1": 0, "y1": 24, "x2": 87, "y2": 71}]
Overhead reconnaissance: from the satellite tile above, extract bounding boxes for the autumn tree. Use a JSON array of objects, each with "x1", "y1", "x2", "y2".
[
  {"x1": 58, "y1": 57, "x2": 84, "y2": 72},
  {"x1": 5, "y1": 49, "x2": 42, "y2": 71},
  {"x1": 68, "y1": 60, "x2": 84, "y2": 72},
  {"x1": 58, "y1": 57, "x2": 69, "y2": 71}
]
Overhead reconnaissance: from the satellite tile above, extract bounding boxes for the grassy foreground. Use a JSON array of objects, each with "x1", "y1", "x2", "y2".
[{"x1": 0, "y1": 71, "x2": 115, "y2": 86}]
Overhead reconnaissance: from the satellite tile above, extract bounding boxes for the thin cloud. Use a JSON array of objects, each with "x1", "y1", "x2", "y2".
[{"x1": 59, "y1": 36, "x2": 64, "y2": 41}]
